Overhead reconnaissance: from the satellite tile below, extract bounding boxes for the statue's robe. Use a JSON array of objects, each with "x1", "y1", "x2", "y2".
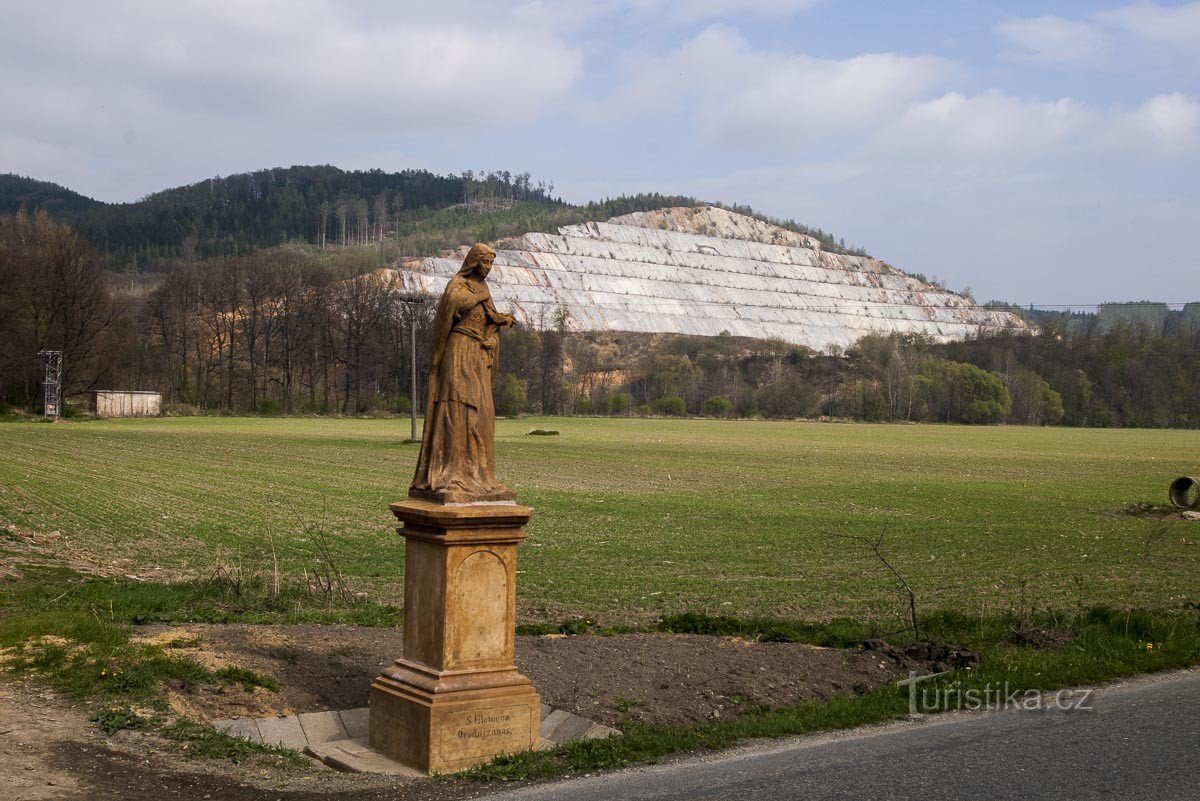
[{"x1": 410, "y1": 273, "x2": 515, "y2": 504}]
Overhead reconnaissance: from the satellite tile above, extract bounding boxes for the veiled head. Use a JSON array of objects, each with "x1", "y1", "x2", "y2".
[{"x1": 460, "y1": 243, "x2": 497, "y2": 279}]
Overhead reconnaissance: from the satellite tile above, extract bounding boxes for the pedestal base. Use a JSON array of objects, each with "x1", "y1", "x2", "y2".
[{"x1": 369, "y1": 664, "x2": 539, "y2": 774}]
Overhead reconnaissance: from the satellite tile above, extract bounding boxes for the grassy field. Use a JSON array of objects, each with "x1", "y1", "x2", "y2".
[{"x1": 1, "y1": 416, "x2": 1196, "y2": 625}]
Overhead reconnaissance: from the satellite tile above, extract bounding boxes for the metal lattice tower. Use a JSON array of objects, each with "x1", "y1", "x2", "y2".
[{"x1": 38, "y1": 350, "x2": 63, "y2": 419}]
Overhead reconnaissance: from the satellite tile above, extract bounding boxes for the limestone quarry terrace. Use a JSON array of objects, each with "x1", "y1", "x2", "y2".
[{"x1": 391, "y1": 206, "x2": 1028, "y2": 352}]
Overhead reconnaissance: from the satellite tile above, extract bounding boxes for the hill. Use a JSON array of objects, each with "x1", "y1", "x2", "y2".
[
  {"x1": 396, "y1": 206, "x2": 1026, "y2": 351},
  {"x1": 0, "y1": 174, "x2": 102, "y2": 218},
  {"x1": 3, "y1": 166, "x2": 867, "y2": 267}
]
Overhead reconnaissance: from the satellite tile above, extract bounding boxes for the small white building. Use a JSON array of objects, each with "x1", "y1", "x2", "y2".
[{"x1": 91, "y1": 390, "x2": 162, "y2": 418}]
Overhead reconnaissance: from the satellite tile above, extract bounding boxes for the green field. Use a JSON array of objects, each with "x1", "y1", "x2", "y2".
[{"x1": 1, "y1": 417, "x2": 1196, "y2": 624}]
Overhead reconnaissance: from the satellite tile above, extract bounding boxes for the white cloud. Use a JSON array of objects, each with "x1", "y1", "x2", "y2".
[
  {"x1": 514, "y1": 0, "x2": 820, "y2": 29},
  {"x1": 994, "y1": 4, "x2": 1200, "y2": 65},
  {"x1": 0, "y1": 1, "x2": 582, "y2": 127},
  {"x1": 0, "y1": 1, "x2": 584, "y2": 198},
  {"x1": 881, "y1": 91, "x2": 1094, "y2": 160},
  {"x1": 1096, "y1": 1, "x2": 1200, "y2": 48},
  {"x1": 633, "y1": 0, "x2": 822, "y2": 20},
  {"x1": 1115, "y1": 93, "x2": 1200, "y2": 154},
  {"x1": 994, "y1": 15, "x2": 1109, "y2": 63},
  {"x1": 874, "y1": 89, "x2": 1200, "y2": 165},
  {"x1": 601, "y1": 25, "x2": 950, "y2": 148}
]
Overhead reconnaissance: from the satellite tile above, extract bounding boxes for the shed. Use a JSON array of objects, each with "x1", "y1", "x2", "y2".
[{"x1": 91, "y1": 390, "x2": 162, "y2": 418}]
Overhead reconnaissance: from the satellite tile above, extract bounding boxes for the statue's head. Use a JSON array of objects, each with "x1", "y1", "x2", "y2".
[{"x1": 461, "y1": 243, "x2": 496, "y2": 279}]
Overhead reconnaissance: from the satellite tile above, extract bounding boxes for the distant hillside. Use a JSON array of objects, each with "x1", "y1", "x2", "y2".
[
  {"x1": 396, "y1": 205, "x2": 1025, "y2": 351},
  {"x1": 0, "y1": 174, "x2": 101, "y2": 218},
  {"x1": 5, "y1": 165, "x2": 868, "y2": 268}
]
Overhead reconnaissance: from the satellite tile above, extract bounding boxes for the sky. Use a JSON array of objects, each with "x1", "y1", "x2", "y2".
[{"x1": 2, "y1": 1, "x2": 1198, "y2": 306}]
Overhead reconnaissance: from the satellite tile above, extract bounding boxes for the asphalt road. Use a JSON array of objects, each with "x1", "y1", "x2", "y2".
[{"x1": 482, "y1": 669, "x2": 1200, "y2": 801}]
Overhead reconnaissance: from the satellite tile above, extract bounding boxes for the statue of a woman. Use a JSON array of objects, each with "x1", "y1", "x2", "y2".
[{"x1": 409, "y1": 243, "x2": 517, "y2": 504}]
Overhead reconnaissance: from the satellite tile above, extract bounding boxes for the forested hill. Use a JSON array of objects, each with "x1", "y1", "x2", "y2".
[
  {"x1": 1, "y1": 165, "x2": 866, "y2": 268},
  {"x1": 0, "y1": 174, "x2": 101, "y2": 218}
]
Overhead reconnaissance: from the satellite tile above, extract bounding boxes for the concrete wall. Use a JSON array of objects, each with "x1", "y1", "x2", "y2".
[{"x1": 92, "y1": 391, "x2": 162, "y2": 418}]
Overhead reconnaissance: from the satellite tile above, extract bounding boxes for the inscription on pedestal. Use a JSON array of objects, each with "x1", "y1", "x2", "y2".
[{"x1": 439, "y1": 704, "x2": 533, "y2": 762}]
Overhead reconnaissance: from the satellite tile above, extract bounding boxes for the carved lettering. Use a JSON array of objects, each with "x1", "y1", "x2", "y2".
[{"x1": 439, "y1": 705, "x2": 531, "y2": 760}]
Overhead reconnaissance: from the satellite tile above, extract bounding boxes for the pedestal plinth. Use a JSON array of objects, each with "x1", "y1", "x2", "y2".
[{"x1": 369, "y1": 500, "x2": 540, "y2": 774}]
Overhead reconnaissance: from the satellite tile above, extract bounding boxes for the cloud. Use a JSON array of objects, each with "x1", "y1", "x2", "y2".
[
  {"x1": 601, "y1": 25, "x2": 950, "y2": 148},
  {"x1": 1096, "y1": 1, "x2": 1200, "y2": 48},
  {"x1": 880, "y1": 91, "x2": 1095, "y2": 161},
  {"x1": 630, "y1": 0, "x2": 822, "y2": 20},
  {"x1": 1115, "y1": 93, "x2": 1200, "y2": 154},
  {"x1": 994, "y1": 15, "x2": 1109, "y2": 63},
  {"x1": 0, "y1": 1, "x2": 582, "y2": 128},
  {"x1": 874, "y1": 89, "x2": 1199, "y2": 166},
  {"x1": 598, "y1": 22, "x2": 1196, "y2": 168},
  {"x1": 0, "y1": 1, "x2": 584, "y2": 198},
  {"x1": 996, "y1": 3, "x2": 1200, "y2": 65},
  {"x1": 514, "y1": 0, "x2": 820, "y2": 29}
]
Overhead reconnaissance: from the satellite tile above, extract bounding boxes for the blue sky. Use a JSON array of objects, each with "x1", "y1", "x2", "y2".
[{"x1": 2, "y1": 1, "x2": 1197, "y2": 306}]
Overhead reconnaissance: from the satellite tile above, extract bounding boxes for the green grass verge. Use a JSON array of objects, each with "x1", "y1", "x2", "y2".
[
  {"x1": 469, "y1": 605, "x2": 1200, "y2": 781},
  {"x1": 0, "y1": 565, "x2": 290, "y2": 699},
  {"x1": 1, "y1": 564, "x2": 313, "y2": 766},
  {"x1": 160, "y1": 716, "x2": 309, "y2": 765},
  {"x1": 88, "y1": 706, "x2": 307, "y2": 766}
]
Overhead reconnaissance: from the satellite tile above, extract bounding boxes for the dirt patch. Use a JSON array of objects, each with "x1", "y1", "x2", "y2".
[
  {"x1": 0, "y1": 682, "x2": 87, "y2": 800},
  {"x1": 1010, "y1": 627, "x2": 1076, "y2": 650},
  {"x1": 523, "y1": 633, "x2": 908, "y2": 726},
  {"x1": 133, "y1": 624, "x2": 917, "y2": 728},
  {"x1": 1115, "y1": 503, "x2": 1193, "y2": 521},
  {"x1": 131, "y1": 624, "x2": 400, "y2": 720},
  {"x1": 0, "y1": 680, "x2": 481, "y2": 801}
]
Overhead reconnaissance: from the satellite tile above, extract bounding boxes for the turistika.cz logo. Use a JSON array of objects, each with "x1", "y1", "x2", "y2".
[{"x1": 898, "y1": 671, "x2": 1095, "y2": 715}]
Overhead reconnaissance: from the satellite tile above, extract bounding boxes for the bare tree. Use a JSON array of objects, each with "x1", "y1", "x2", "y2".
[{"x1": 0, "y1": 210, "x2": 117, "y2": 406}]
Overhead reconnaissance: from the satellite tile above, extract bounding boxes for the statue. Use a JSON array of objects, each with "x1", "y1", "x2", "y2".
[{"x1": 409, "y1": 243, "x2": 517, "y2": 504}]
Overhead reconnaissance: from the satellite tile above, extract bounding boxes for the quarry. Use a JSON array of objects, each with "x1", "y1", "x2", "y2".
[{"x1": 392, "y1": 206, "x2": 1028, "y2": 352}]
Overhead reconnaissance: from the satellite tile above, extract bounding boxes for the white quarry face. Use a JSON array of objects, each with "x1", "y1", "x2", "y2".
[{"x1": 394, "y1": 206, "x2": 1028, "y2": 351}]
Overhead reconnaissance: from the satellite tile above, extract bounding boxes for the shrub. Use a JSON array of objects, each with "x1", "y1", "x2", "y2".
[
  {"x1": 257, "y1": 399, "x2": 281, "y2": 416},
  {"x1": 701, "y1": 396, "x2": 732, "y2": 417},
  {"x1": 495, "y1": 374, "x2": 527, "y2": 417},
  {"x1": 573, "y1": 397, "x2": 592, "y2": 415},
  {"x1": 608, "y1": 393, "x2": 631, "y2": 416},
  {"x1": 652, "y1": 395, "x2": 687, "y2": 416},
  {"x1": 392, "y1": 396, "x2": 412, "y2": 415},
  {"x1": 757, "y1": 376, "x2": 818, "y2": 419},
  {"x1": 917, "y1": 360, "x2": 1012, "y2": 424}
]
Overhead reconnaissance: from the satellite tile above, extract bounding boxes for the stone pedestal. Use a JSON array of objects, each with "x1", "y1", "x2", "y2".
[{"x1": 369, "y1": 500, "x2": 540, "y2": 774}]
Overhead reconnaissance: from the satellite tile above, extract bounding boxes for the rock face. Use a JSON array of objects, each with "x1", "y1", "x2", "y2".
[{"x1": 394, "y1": 206, "x2": 1027, "y2": 351}]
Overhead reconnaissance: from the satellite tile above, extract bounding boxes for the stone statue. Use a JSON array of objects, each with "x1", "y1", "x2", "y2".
[{"x1": 409, "y1": 243, "x2": 517, "y2": 504}]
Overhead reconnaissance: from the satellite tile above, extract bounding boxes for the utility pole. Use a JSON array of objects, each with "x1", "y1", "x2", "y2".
[
  {"x1": 399, "y1": 295, "x2": 426, "y2": 443},
  {"x1": 38, "y1": 350, "x2": 63, "y2": 420}
]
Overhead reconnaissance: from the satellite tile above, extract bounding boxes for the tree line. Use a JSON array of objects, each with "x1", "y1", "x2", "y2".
[
  {"x1": 1, "y1": 209, "x2": 437, "y2": 414},
  {"x1": 493, "y1": 316, "x2": 1200, "y2": 428},
  {"x1": 4, "y1": 208, "x2": 1199, "y2": 428}
]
